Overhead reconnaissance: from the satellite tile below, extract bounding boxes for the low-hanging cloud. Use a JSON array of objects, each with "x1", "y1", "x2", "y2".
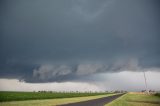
[
  {"x1": 30, "y1": 58, "x2": 159, "y2": 82},
  {"x1": 32, "y1": 64, "x2": 107, "y2": 82},
  {"x1": 33, "y1": 65, "x2": 72, "y2": 80},
  {"x1": 0, "y1": 0, "x2": 160, "y2": 83}
]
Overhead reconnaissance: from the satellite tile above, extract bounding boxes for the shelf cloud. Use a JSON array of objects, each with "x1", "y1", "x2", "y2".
[{"x1": 0, "y1": 0, "x2": 160, "y2": 84}]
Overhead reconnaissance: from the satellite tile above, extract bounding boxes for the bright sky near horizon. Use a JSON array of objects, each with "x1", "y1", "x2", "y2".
[{"x1": 0, "y1": 71, "x2": 160, "y2": 91}]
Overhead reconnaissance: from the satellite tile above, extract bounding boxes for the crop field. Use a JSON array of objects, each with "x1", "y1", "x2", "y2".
[
  {"x1": 0, "y1": 91, "x2": 112, "y2": 102},
  {"x1": 106, "y1": 93, "x2": 160, "y2": 106},
  {"x1": 0, "y1": 93, "x2": 117, "y2": 106},
  {"x1": 1, "y1": 91, "x2": 160, "y2": 106}
]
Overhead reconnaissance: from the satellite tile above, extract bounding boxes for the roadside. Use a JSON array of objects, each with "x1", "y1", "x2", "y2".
[{"x1": 106, "y1": 93, "x2": 160, "y2": 106}]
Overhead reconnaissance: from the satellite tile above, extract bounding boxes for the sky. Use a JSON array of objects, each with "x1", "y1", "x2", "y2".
[{"x1": 0, "y1": 0, "x2": 160, "y2": 91}]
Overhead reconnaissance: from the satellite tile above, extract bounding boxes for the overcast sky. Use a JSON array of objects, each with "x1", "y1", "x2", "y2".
[{"x1": 0, "y1": 0, "x2": 160, "y2": 91}]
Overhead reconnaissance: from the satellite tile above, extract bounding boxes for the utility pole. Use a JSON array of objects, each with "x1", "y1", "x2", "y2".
[{"x1": 143, "y1": 72, "x2": 149, "y2": 94}]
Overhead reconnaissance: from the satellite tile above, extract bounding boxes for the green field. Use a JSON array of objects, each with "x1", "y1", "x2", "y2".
[
  {"x1": 0, "y1": 93, "x2": 116, "y2": 106},
  {"x1": 0, "y1": 91, "x2": 112, "y2": 102},
  {"x1": 106, "y1": 93, "x2": 160, "y2": 106},
  {"x1": 1, "y1": 91, "x2": 160, "y2": 106}
]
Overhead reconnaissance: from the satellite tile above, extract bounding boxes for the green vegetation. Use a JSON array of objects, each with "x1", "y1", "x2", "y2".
[
  {"x1": 106, "y1": 93, "x2": 160, "y2": 106},
  {"x1": 0, "y1": 91, "x2": 113, "y2": 102},
  {"x1": 0, "y1": 93, "x2": 117, "y2": 106},
  {"x1": 155, "y1": 93, "x2": 160, "y2": 97}
]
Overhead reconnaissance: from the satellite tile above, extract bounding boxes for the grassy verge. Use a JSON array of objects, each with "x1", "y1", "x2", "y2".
[
  {"x1": 0, "y1": 93, "x2": 116, "y2": 106},
  {"x1": 106, "y1": 93, "x2": 160, "y2": 106},
  {"x1": 0, "y1": 91, "x2": 113, "y2": 102}
]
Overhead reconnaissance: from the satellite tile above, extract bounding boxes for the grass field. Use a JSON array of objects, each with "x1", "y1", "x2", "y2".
[
  {"x1": 106, "y1": 93, "x2": 160, "y2": 106},
  {"x1": 0, "y1": 91, "x2": 113, "y2": 102},
  {"x1": 0, "y1": 93, "x2": 116, "y2": 106}
]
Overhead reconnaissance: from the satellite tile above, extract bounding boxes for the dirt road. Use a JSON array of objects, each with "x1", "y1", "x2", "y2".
[{"x1": 58, "y1": 94, "x2": 124, "y2": 106}]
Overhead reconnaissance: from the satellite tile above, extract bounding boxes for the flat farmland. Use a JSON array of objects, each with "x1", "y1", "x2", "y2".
[
  {"x1": 1, "y1": 91, "x2": 160, "y2": 106},
  {"x1": 0, "y1": 92, "x2": 117, "y2": 106},
  {"x1": 0, "y1": 91, "x2": 113, "y2": 102}
]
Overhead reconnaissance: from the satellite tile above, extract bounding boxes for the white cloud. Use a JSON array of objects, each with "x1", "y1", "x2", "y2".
[
  {"x1": 0, "y1": 79, "x2": 101, "y2": 92},
  {"x1": 96, "y1": 70, "x2": 160, "y2": 91},
  {"x1": 0, "y1": 71, "x2": 160, "y2": 92}
]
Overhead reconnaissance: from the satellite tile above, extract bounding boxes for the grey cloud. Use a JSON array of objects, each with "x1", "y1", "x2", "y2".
[
  {"x1": 30, "y1": 58, "x2": 154, "y2": 82},
  {"x1": 0, "y1": 0, "x2": 160, "y2": 82},
  {"x1": 33, "y1": 65, "x2": 72, "y2": 80},
  {"x1": 71, "y1": 0, "x2": 114, "y2": 21},
  {"x1": 76, "y1": 64, "x2": 107, "y2": 75},
  {"x1": 32, "y1": 64, "x2": 106, "y2": 82}
]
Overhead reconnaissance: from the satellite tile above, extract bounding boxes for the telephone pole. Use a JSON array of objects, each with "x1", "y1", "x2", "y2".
[{"x1": 143, "y1": 72, "x2": 149, "y2": 94}]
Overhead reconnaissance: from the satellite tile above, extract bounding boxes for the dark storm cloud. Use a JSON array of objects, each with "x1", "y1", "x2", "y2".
[{"x1": 0, "y1": 0, "x2": 160, "y2": 82}]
